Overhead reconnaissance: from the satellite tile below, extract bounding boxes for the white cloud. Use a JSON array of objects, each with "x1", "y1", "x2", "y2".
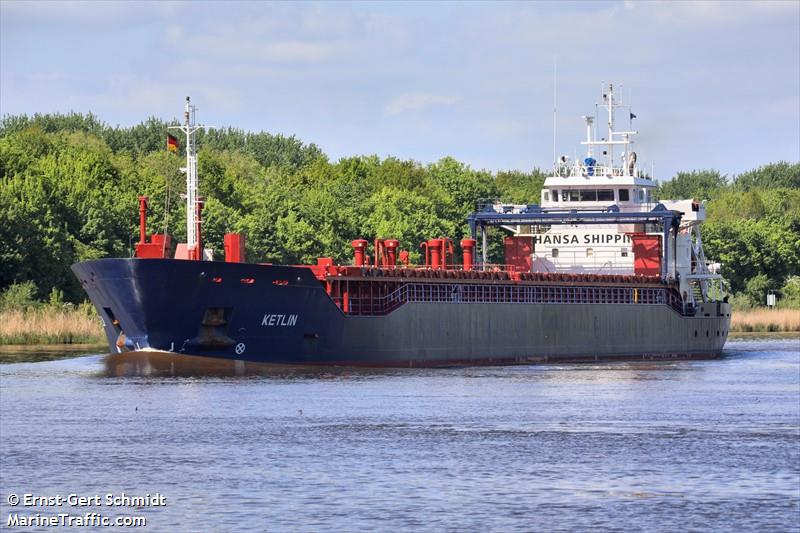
[
  {"x1": 479, "y1": 117, "x2": 528, "y2": 140},
  {"x1": 0, "y1": 1, "x2": 180, "y2": 31},
  {"x1": 70, "y1": 75, "x2": 247, "y2": 121},
  {"x1": 165, "y1": 25, "x2": 185, "y2": 45},
  {"x1": 627, "y1": 0, "x2": 798, "y2": 27},
  {"x1": 179, "y1": 35, "x2": 346, "y2": 64},
  {"x1": 386, "y1": 93, "x2": 457, "y2": 115},
  {"x1": 256, "y1": 41, "x2": 344, "y2": 63}
]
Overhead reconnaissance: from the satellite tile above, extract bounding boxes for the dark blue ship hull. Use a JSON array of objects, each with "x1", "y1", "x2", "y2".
[
  {"x1": 73, "y1": 258, "x2": 342, "y2": 365},
  {"x1": 72, "y1": 258, "x2": 730, "y2": 367}
]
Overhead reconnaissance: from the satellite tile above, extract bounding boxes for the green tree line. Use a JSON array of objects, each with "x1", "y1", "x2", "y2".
[
  {"x1": 1, "y1": 112, "x2": 798, "y2": 308},
  {"x1": 656, "y1": 166, "x2": 800, "y2": 308}
]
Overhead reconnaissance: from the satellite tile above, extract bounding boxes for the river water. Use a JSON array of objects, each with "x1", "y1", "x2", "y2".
[{"x1": 1, "y1": 337, "x2": 798, "y2": 532}]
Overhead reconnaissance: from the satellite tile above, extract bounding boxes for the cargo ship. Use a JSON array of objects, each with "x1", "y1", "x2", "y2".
[{"x1": 72, "y1": 86, "x2": 731, "y2": 369}]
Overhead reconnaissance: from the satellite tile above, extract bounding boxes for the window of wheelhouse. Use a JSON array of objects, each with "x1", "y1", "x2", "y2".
[
  {"x1": 543, "y1": 191, "x2": 550, "y2": 202},
  {"x1": 597, "y1": 189, "x2": 614, "y2": 202},
  {"x1": 560, "y1": 189, "x2": 616, "y2": 202},
  {"x1": 563, "y1": 190, "x2": 579, "y2": 202},
  {"x1": 618, "y1": 189, "x2": 630, "y2": 202},
  {"x1": 551, "y1": 190, "x2": 558, "y2": 203}
]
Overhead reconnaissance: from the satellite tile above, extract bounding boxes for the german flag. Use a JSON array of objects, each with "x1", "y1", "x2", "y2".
[{"x1": 167, "y1": 134, "x2": 179, "y2": 152}]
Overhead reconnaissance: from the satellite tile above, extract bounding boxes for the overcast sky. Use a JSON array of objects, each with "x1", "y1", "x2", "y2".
[{"x1": 2, "y1": 0, "x2": 798, "y2": 181}]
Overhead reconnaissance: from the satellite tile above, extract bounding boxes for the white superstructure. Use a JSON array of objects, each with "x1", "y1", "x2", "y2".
[{"x1": 489, "y1": 83, "x2": 724, "y2": 305}]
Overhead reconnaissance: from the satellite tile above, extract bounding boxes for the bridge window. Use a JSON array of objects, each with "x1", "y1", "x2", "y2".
[
  {"x1": 552, "y1": 248, "x2": 559, "y2": 258},
  {"x1": 551, "y1": 189, "x2": 559, "y2": 202},
  {"x1": 618, "y1": 189, "x2": 630, "y2": 201},
  {"x1": 543, "y1": 191, "x2": 550, "y2": 202},
  {"x1": 597, "y1": 189, "x2": 615, "y2": 201},
  {"x1": 560, "y1": 189, "x2": 617, "y2": 202},
  {"x1": 562, "y1": 190, "x2": 579, "y2": 202},
  {"x1": 621, "y1": 247, "x2": 629, "y2": 257},
  {"x1": 586, "y1": 248, "x2": 594, "y2": 257}
]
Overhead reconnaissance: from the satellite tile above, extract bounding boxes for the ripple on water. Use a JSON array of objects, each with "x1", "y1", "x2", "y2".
[{"x1": 0, "y1": 337, "x2": 798, "y2": 532}]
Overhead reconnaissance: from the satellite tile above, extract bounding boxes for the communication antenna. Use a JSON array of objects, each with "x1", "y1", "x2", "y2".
[{"x1": 553, "y1": 57, "x2": 557, "y2": 170}]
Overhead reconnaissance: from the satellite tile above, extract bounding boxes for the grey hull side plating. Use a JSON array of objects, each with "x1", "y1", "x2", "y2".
[
  {"x1": 332, "y1": 301, "x2": 730, "y2": 365},
  {"x1": 73, "y1": 258, "x2": 730, "y2": 367}
]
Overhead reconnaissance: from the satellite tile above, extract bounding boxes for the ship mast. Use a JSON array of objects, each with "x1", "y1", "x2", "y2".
[
  {"x1": 580, "y1": 83, "x2": 638, "y2": 176},
  {"x1": 169, "y1": 97, "x2": 204, "y2": 260}
]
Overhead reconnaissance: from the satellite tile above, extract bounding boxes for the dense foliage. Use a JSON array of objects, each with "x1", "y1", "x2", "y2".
[
  {"x1": 654, "y1": 167, "x2": 800, "y2": 307},
  {"x1": 1, "y1": 112, "x2": 798, "y2": 307}
]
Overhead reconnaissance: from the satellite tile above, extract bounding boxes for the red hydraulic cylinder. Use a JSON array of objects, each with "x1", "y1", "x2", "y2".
[
  {"x1": 428, "y1": 239, "x2": 443, "y2": 269},
  {"x1": 440, "y1": 238, "x2": 454, "y2": 269},
  {"x1": 351, "y1": 239, "x2": 368, "y2": 266},
  {"x1": 373, "y1": 238, "x2": 386, "y2": 267},
  {"x1": 138, "y1": 196, "x2": 149, "y2": 245},
  {"x1": 384, "y1": 239, "x2": 400, "y2": 267},
  {"x1": 461, "y1": 238, "x2": 476, "y2": 271}
]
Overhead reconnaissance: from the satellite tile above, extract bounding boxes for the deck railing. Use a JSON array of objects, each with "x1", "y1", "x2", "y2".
[{"x1": 338, "y1": 282, "x2": 689, "y2": 317}]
